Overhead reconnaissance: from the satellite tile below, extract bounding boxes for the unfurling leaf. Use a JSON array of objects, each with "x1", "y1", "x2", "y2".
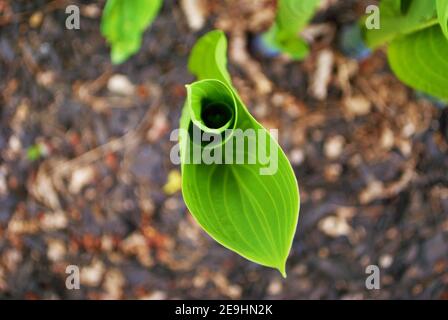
[
  {"x1": 179, "y1": 30, "x2": 300, "y2": 276},
  {"x1": 261, "y1": 0, "x2": 321, "y2": 60},
  {"x1": 388, "y1": 25, "x2": 448, "y2": 100},
  {"x1": 101, "y1": 0, "x2": 162, "y2": 64}
]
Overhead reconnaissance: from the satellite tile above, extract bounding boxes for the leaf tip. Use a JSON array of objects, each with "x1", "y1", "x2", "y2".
[
  {"x1": 110, "y1": 49, "x2": 128, "y2": 65},
  {"x1": 277, "y1": 264, "x2": 287, "y2": 278}
]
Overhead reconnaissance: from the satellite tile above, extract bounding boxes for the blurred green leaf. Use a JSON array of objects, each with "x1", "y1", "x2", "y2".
[
  {"x1": 261, "y1": 0, "x2": 320, "y2": 60},
  {"x1": 180, "y1": 31, "x2": 300, "y2": 276},
  {"x1": 27, "y1": 144, "x2": 42, "y2": 161},
  {"x1": 437, "y1": 0, "x2": 448, "y2": 39},
  {"x1": 101, "y1": 0, "x2": 162, "y2": 64},
  {"x1": 364, "y1": 0, "x2": 438, "y2": 48},
  {"x1": 388, "y1": 25, "x2": 448, "y2": 100}
]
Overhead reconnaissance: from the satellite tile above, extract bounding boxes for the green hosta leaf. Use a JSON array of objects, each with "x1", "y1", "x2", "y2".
[
  {"x1": 388, "y1": 25, "x2": 448, "y2": 100},
  {"x1": 262, "y1": 24, "x2": 310, "y2": 60},
  {"x1": 261, "y1": 0, "x2": 320, "y2": 60},
  {"x1": 101, "y1": 0, "x2": 162, "y2": 64},
  {"x1": 187, "y1": 30, "x2": 231, "y2": 85},
  {"x1": 400, "y1": 0, "x2": 413, "y2": 14},
  {"x1": 437, "y1": 0, "x2": 448, "y2": 39},
  {"x1": 364, "y1": 0, "x2": 438, "y2": 48},
  {"x1": 180, "y1": 30, "x2": 300, "y2": 276},
  {"x1": 274, "y1": 0, "x2": 321, "y2": 36},
  {"x1": 27, "y1": 144, "x2": 42, "y2": 161}
]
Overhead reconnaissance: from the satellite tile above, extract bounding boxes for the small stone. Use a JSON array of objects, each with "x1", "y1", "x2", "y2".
[
  {"x1": 398, "y1": 139, "x2": 412, "y2": 157},
  {"x1": 69, "y1": 166, "x2": 95, "y2": 194},
  {"x1": 310, "y1": 49, "x2": 334, "y2": 100},
  {"x1": 81, "y1": 4, "x2": 101, "y2": 18},
  {"x1": 81, "y1": 260, "x2": 105, "y2": 287},
  {"x1": 47, "y1": 239, "x2": 66, "y2": 262},
  {"x1": 40, "y1": 212, "x2": 68, "y2": 231},
  {"x1": 8, "y1": 135, "x2": 21, "y2": 153},
  {"x1": 318, "y1": 215, "x2": 352, "y2": 237},
  {"x1": 402, "y1": 123, "x2": 416, "y2": 138},
  {"x1": 380, "y1": 128, "x2": 395, "y2": 150},
  {"x1": 181, "y1": 0, "x2": 207, "y2": 31},
  {"x1": 101, "y1": 235, "x2": 114, "y2": 252},
  {"x1": 267, "y1": 279, "x2": 282, "y2": 296},
  {"x1": 120, "y1": 232, "x2": 153, "y2": 267},
  {"x1": 103, "y1": 269, "x2": 125, "y2": 299},
  {"x1": 379, "y1": 254, "x2": 393, "y2": 268},
  {"x1": 344, "y1": 95, "x2": 371, "y2": 117},
  {"x1": 29, "y1": 11, "x2": 43, "y2": 28},
  {"x1": 289, "y1": 148, "x2": 305, "y2": 165},
  {"x1": 107, "y1": 74, "x2": 135, "y2": 96},
  {"x1": 271, "y1": 93, "x2": 286, "y2": 107},
  {"x1": 359, "y1": 180, "x2": 384, "y2": 204},
  {"x1": 36, "y1": 71, "x2": 55, "y2": 87},
  {"x1": 324, "y1": 135, "x2": 345, "y2": 159}
]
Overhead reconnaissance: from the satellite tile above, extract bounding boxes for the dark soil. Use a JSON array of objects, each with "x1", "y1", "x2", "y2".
[{"x1": 0, "y1": 0, "x2": 447, "y2": 299}]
